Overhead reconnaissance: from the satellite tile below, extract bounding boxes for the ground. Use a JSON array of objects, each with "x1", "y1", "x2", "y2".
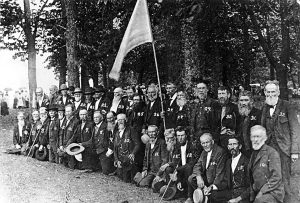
[{"x1": 0, "y1": 109, "x2": 299, "y2": 203}]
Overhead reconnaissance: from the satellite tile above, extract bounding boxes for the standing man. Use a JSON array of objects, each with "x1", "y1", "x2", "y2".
[
  {"x1": 0, "y1": 91, "x2": 9, "y2": 116},
  {"x1": 261, "y1": 80, "x2": 300, "y2": 202},
  {"x1": 237, "y1": 91, "x2": 262, "y2": 157},
  {"x1": 35, "y1": 87, "x2": 50, "y2": 109},
  {"x1": 94, "y1": 86, "x2": 110, "y2": 115},
  {"x1": 72, "y1": 88, "x2": 86, "y2": 118},
  {"x1": 164, "y1": 82, "x2": 178, "y2": 129},
  {"x1": 49, "y1": 85, "x2": 59, "y2": 105},
  {"x1": 210, "y1": 86, "x2": 239, "y2": 149},
  {"x1": 57, "y1": 84, "x2": 74, "y2": 106},
  {"x1": 109, "y1": 87, "x2": 127, "y2": 115},
  {"x1": 190, "y1": 81, "x2": 218, "y2": 144},
  {"x1": 37, "y1": 107, "x2": 50, "y2": 159},
  {"x1": 186, "y1": 133, "x2": 227, "y2": 203},
  {"x1": 114, "y1": 113, "x2": 140, "y2": 183},
  {"x1": 48, "y1": 104, "x2": 60, "y2": 163},
  {"x1": 248, "y1": 125, "x2": 284, "y2": 203},
  {"x1": 84, "y1": 87, "x2": 95, "y2": 121}
]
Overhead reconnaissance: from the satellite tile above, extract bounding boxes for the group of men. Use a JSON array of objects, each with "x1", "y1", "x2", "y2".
[{"x1": 11, "y1": 80, "x2": 300, "y2": 203}]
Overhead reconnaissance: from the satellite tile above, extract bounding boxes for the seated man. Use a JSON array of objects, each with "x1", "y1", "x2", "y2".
[
  {"x1": 248, "y1": 125, "x2": 284, "y2": 203},
  {"x1": 13, "y1": 111, "x2": 31, "y2": 153},
  {"x1": 137, "y1": 125, "x2": 168, "y2": 187},
  {"x1": 186, "y1": 133, "x2": 227, "y2": 203},
  {"x1": 210, "y1": 136, "x2": 250, "y2": 203},
  {"x1": 161, "y1": 126, "x2": 198, "y2": 198}
]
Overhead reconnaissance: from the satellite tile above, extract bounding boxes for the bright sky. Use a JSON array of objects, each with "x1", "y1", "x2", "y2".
[{"x1": 0, "y1": 49, "x2": 58, "y2": 92}]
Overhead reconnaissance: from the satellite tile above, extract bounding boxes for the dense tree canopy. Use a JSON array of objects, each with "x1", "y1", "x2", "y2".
[{"x1": 1, "y1": 0, "x2": 300, "y2": 99}]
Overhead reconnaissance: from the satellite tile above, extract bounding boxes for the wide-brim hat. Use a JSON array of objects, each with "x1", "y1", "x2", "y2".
[
  {"x1": 57, "y1": 105, "x2": 65, "y2": 112},
  {"x1": 48, "y1": 104, "x2": 58, "y2": 111},
  {"x1": 94, "y1": 86, "x2": 106, "y2": 93},
  {"x1": 159, "y1": 185, "x2": 177, "y2": 201},
  {"x1": 35, "y1": 147, "x2": 48, "y2": 161},
  {"x1": 152, "y1": 180, "x2": 165, "y2": 193},
  {"x1": 5, "y1": 148, "x2": 21, "y2": 154},
  {"x1": 133, "y1": 172, "x2": 143, "y2": 185},
  {"x1": 73, "y1": 88, "x2": 83, "y2": 94},
  {"x1": 65, "y1": 143, "x2": 85, "y2": 156},
  {"x1": 59, "y1": 84, "x2": 68, "y2": 91},
  {"x1": 84, "y1": 87, "x2": 94, "y2": 95},
  {"x1": 193, "y1": 188, "x2": 204, "y2": 203}
]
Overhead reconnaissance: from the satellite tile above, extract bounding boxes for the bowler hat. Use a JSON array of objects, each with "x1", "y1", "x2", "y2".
[
  {"x1": 35, "y1": 146, "x2": 48, "y2": 161},
  {"x1": 65, "y1": 143, "x2": 85, "y2": 156},
  {"x1": 69, "y1": 86, "x2": 75, "y2": 92},
  {"x1": 59, "y1": 84, "x2": 68, "y2": 91},
  {"x1": 152, "y1": 180, "x2": 166, "y2": 193},
  {"x1": 84, "y1": 87, "x2": 94, "y2": 95},
  {"x1": 193, "y1": 188, "x2": 204, "y2": 203},
  {"x1": 159, "y1": 185, "x2": 177, "y2": 200},
  {"x1": 48, "y1": 104, "x2": 58, "y2": 111},
  {"x1": 73, "y1": 88, "x2": 83, "y2": 94}
]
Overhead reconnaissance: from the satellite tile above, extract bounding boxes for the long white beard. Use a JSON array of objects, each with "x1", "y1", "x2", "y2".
[
  {"x1": 265, "y1": 96, "x2": 278, "y2": 106},
  {"x1": 177, "y1": 98, "x2": 187, "y2": 107}
]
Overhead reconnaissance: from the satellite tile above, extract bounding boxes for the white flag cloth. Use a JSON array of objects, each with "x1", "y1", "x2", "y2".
[{"x1": 109, "y1": 0, "x2": 153, "y2": 81}]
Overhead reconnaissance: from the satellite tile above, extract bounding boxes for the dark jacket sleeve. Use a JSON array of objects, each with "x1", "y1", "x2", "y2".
[
  {"x1": 192, "y1": 153, "x2": 204, "y2": 177},
  {"x1": 287, "y1": 102, "x2": 300, "y2": 154},
  {"x1": 12, "y1": 125, "x2": 18, "y2": 145},
  {"x1": 213, "y1": 149, "x2": 227, "y2": 187},
  {"x1": 130, "y1": 127, "x2": 140, "y2": 155},
  {"x1": 142, "y1": 144, "x2": 149, "y2": 171}
]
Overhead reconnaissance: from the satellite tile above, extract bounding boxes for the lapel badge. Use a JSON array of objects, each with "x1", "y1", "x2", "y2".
[
  {"x1": 279, "y1": 112, "x2": 286, "y2": 117},
  {"x1": 250, "y1": 115, "x2": 256, "y2": 120}
]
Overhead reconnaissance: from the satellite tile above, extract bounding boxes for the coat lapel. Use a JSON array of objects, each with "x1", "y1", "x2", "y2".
[{"x1": 271, "y1": 99, "x2": 282, "y2": 121}]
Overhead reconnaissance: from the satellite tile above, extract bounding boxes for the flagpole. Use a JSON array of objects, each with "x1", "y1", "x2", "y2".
[{"x1": 151, "y1": 41, "x2": 166, "y2": 130}]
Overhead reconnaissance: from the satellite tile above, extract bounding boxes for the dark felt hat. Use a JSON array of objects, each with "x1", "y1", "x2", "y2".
[
  {"x1": 48, "y1": 104, "x2": 58, "y2": 111},
  {"x1": 35, "y1": 146, "x2": 48, "y2": 161},
  {"x1": 84, "y1": 87, "x2": 94, "y2": 95},
  {"x1": 59, "y1": 84, "x2": 68, "y2": 91},
  {"x1": 159, "y1": 185, "x2": 177, "y2": 201},
  {"x1": 94, "y1": 86, "x2": 106, "y2": 93},
  {"x1": 57, "y1": 105, "x2": 65, "y2": 112},
  {"x1": 73, "y1": 88, "x2": 83, "y2": 94}
]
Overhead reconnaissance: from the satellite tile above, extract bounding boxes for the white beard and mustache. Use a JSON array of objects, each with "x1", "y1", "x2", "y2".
[
  {"x1": 265, "y1": 96, "x2": 278, "y2": 106},
  {"x1": 177, "y1": 97, "x2": 187, "y2": 107},
  {"x1": 238, "y1": 103, "x2": 252, "y2": 116},
  {"x1": 107, "y1": 122, "x2": 115, "y2": 131}
]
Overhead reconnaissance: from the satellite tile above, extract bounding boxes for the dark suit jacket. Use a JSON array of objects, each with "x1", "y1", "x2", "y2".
[
  {"x1": 48, "y1": 118, "x2": 60, "y2": 149},
  {"x1": 261, "y1": 99, "x2": 300, "y2": 156},
  {"x1": 164, "y1": 95, "x2": 179, "y2": 129},
  {"x1": 114, "y1": 127, "x2": 140, "y2": 163},
  {"x1": 192, "y1": 144, "x2": 227, "y2": 187},
  {"x1": 143, "y1": 139, "x2": 168, "y2": 174},
  {"x1": 108, "y1": 99, "x2": 127, "y2": 115},
  {"x1": 38, "y1": 119, "x2": 50, "y2": 146},
  {"x1": 237, "y1": 107, "x2": 262, "y2": 151},
  {"x1": 59, "y1": 116, "x2": 79, "y2": 147},
  {"x1": 248, "y1": 144, "x2": 284, "y2": 202},
  {"x1": 28, "y1": 121, "x2": 40, "y2": 146},
  {"x1": 143, "y1": 98, "x2": 163, "y2": 130},
  {"x1": 13, "y1": 121, "x2": 31, "y2": 145},
  {"x1": 94, "y1": 96, "x2": 111, "y2": 114},
  {"x1": 69, "y1": 121, "x2": 94, "y2": 144},
  {"x1": 127, "y1": 102, "x2": 146, "y2": 134},
  {"x1": 35, "y1": 94, "x2": 50, "y2": 109},
  {"x1": 169, "y1": 141, "x2": 197, "y2": 170},
  {"x1": 72, "y1": 100, "x2": 87, "y2": 119},
  {"x1": 217, "y1": 153, "x2": 250, "y2": 200},
  {"x1": 84, "y1": 121, "x2": 108, "y2": 154},
  {"x1": 57, "y1": 95, "x2": 74, "y2": 106}
]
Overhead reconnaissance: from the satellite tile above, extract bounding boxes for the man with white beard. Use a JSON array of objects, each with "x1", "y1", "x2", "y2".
[
  {"x1": 109, "y1": 87, "x2": 127, "y2": 115},
  {"x1": 261, "y1": 80, "x2": 300, "y2": 202},
  {"x1": 237, "y1": 91, "x2": 261, "y2": 157},
  {"x1": 248, "y1": 125, "x2": 284, "y2": 203}
]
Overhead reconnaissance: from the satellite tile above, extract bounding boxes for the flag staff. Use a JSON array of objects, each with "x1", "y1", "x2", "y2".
[{"x1": 151, "y1": 42, "x2": 166, "y2": 130}]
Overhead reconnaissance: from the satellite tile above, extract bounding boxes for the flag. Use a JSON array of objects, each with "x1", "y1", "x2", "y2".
[{"x1": 109, "y1": 0, "x2": 153, "y2": 81}]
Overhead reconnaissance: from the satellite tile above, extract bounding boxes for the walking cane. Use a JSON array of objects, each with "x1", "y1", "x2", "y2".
[{"x1": 159, "y1": 163, "x2": 179, "y2": 203}]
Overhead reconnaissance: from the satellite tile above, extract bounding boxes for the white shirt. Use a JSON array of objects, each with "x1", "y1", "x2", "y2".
[
  {"x1": 270, "y1": 105, "x2": 276, "y2": 117},
  {"x1": 74, "y1": 101, "x2": 81, "y2": 110},
  {"x1": 60, "y1": 117, "x2": 65, "y2": 128},
  {"x1": 231, "y1": 153, "x2": 242, "y2": 173},
  {"x1": 62, "y1": 96, "x2": 67, "y2": 105},
  {"x1": 180, "y1": 143, "x2": 187, "y2": 166},
  {"x1": 206, "y1": 150, "x2": 213, "y2": 169},
  {"x1": 95, "y1": 99, "x2": 101, "y2": 110},
  {"x1": 119, "y1": 128, "x2": 125, "y2": 138},
  {"x1": 150, "y1": 101, "x2": 155, "y2": 109},
  {"x1": 38, "y1": 95, "x2": 44, "y2": 107},
  {"x1": 87, "y1": 102, "x2": 92, "y2": 110},
  {"x1": 150, "y1": 143, "x2": 155, "y2": 149},
  {"x1": 170, "y1": 93, "x2": 177, "y2": 106},
  {"x1": 18, "y1": 122, "x2": 24, "y2": 137},
  {"x1": 110, "y1": 100, "x2": 121, "y2": 113}
]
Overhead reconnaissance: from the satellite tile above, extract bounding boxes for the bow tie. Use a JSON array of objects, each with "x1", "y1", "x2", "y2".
[{"x1": 267, "y1": 104, "x2": 275, "y2": 109}]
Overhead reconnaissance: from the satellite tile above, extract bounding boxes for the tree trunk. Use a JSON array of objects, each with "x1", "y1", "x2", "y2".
[
  {"x1": 23, "y1": 0, "x2": 37, "y2": 108},
  {"x1": 102, "y1": 64, "x2": 108, "y2": 88},
  {"x1": 81, "y1": 65, "x2": 89, "y2": 89},
  {"x1": 64, "y1": 0, "x2": 79, "y2": 87},
  {"x1": 181, "y1": 21, "x2": 200, "y2": 88}
]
